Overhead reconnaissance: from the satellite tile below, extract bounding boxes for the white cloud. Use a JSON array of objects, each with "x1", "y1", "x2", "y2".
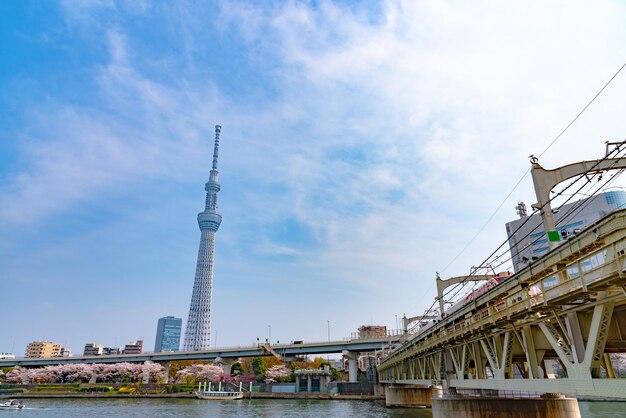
[{"x1": 3, "y1": 1, "x2": 626, "y2": 347}]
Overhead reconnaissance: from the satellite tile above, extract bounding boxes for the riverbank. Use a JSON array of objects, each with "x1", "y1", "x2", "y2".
[{"x1": 0, "y1": 392, "x2": 383, "y2": 400}]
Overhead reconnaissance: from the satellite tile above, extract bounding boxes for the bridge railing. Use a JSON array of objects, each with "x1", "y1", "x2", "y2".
[{"x1": 450, "y1": 388, "x2": 546, "y2": 399}]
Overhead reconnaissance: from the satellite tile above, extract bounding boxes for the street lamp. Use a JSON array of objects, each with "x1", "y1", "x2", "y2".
[
  {"x1": 327, "y1": 320, "x2": 330, "y2": 342},
  {"x1": 268, "y1": 325, "x2": 271, "y2": 345}
]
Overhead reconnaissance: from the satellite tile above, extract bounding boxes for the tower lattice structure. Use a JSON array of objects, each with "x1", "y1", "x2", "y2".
[{"x1": 183, "y1": 125, "x2": 223, "y2": 351}]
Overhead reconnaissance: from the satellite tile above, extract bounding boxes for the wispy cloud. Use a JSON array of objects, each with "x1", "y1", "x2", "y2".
[{"x1": 2, "y1": 1, "x2": 626, "y2": 349}]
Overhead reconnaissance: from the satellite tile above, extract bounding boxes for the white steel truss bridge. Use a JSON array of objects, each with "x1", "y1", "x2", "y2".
[{"x1": 378, "y1": 208, "x2": 626, "y2": 399}]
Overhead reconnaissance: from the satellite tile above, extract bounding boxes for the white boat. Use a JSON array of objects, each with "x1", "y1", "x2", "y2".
[
  {"x1": 0, "y1": 400, "x2": 24, "y2": 410},
  {"x1": 195, "y1": 390, "x2": 244, "y2": 400},
  {"x1": 195, "y1": 382, "x2": 245, "y2": 400}
]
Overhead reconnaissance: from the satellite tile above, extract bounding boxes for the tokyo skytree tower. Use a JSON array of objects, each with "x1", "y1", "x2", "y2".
[{"x1": 183, "y1": 125, "x2": 223, "y2": 351}]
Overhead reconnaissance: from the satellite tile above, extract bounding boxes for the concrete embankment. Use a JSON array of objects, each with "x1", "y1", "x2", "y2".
[{"x1": 1, "y1": 392, "x2": 383, "y2": 400}]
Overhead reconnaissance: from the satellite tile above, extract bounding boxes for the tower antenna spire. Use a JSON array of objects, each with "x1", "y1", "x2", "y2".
[{"x1": 212, "y1": 125, "x2": 221, "y2": 170}]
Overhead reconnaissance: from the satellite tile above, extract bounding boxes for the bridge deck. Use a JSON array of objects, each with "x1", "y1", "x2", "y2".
[{"x1": 0, "y1": 338, "x2": 396, "y2": 367}]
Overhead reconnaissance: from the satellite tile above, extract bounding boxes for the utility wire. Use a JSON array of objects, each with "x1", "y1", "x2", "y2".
[
  {"x1": 439, "y1": 167, "x2": 530, "y2": 274},
  {"x1": 409, "y1": 143, "x2": 626, "y2": 333},
  {"x1": 481, "y1": 159, "x2": 626, "y2": 276},
  {"x1": 438, "y1": 61, "x2": 626, "y2": 275},
  {"x1": 437, "y1": 144, "x2": 626, "y2": 319},
  {"x1": 446, "y1": 144, "x2": 626, "y2": 295},
  {"x1": 538, "y1": 62, "x2": 626, "y2": 159}
]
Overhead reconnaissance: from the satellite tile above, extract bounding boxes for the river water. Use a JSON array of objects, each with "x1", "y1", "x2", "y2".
[{"x1": 10, "y1": 398, "x2": 625, "y2": 417}]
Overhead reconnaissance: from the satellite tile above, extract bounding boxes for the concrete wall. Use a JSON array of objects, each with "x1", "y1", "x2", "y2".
[
  {"x1": 271, "y1": 384, "x2": 296, "y2": 393},
  {"x1": 432, "y1": 396, "x2": 580, "y2": 418},
  {"x1": 385, "y1": 385, "x2": 434, "y2": 407}
]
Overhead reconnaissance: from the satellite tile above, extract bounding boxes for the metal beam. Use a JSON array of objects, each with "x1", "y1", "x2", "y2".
[{"x1": 530, "y1": 155, "x2": 626, "y2": 248}]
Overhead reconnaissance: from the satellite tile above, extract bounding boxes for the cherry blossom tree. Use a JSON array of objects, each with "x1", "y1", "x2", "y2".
[
  {"x1": 141, "y1": 361, "x2": 165, "y2": 383},
  {"x1": 3, "y1": 361, "x2": 164, "y2": 384},
  {"x1": 4, "y1": 367, "x2": 28, "y2": 383},
  {"x1": 175, "y1": 364, "x2": 223, "y2": 383},
  {"x1": 238, "y1": 373, "x2": 256, "y2": 384},
  {"x1": 264, "y1": 365, "x2": 292, "y2": 383}
]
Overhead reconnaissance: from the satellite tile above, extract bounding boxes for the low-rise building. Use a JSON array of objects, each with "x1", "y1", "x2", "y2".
[
  {"x1": 122, "y1": 340, "x2": 143, "y2": 355},
  {"x1": 294, "y1": 366, "x2": 332, "y2": 392},
  {"x1": 83, "y1": 343, "x2": 104, "y2": 356},
  {"x1": 25, "y1": 341, "x2": 62, "y2": 358},
  {"x1": 357, "y1": 325, "x2": 387, "y2": 339},
  {"x1": 103, "y1": 347, "x2": 120, "y2": 355}
]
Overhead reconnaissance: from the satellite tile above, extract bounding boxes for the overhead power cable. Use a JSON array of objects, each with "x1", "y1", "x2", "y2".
[
  {"x1": 538, "y1": 62, "x2": 626, "y2": 159},
  {"x1": 411, "y1": 142, "x2": 626, "y2": 332},
  {"x1": 438, "y1": 60, "x2": 626, "y2": 275},
  {"x1": 480, "y1": 156, "x2": 626, "y2": 278}
]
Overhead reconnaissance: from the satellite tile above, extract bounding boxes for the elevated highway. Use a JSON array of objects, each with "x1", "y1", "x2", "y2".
[{"x1": 0, "y1": 337, "x2": 397, "y2": 368}]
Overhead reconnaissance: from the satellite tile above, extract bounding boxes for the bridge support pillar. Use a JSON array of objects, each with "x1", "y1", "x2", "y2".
[
  {"x1": 160, "y1": 361, "x2": 171, "y2": 384},
  {"x1": 385, "y1": 384, "x2": 441, "y2": 407},
  {"x1": 344, "y1": 351, "x2": 359, "y2": 383},
  {"x1": 432, "y1": 393, "x2": 580, "y2": 418},
  {"x1": 215, "y1": 357, "x2": 238, "y2": 375},
  {"x1": 142, "y1": 368, "x2": 150, "y2": 384}
]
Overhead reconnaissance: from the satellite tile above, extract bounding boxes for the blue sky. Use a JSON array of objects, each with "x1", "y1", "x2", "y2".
[{"x1": 2, "y1": 0, "x2": 626, "y2": 355}]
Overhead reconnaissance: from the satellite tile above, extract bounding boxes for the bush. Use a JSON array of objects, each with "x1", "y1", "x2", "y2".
[
  {"x1": 0, "y1": 388, "x2": 25, "y2": 394},
  {"x1": 35, "y1": 385, "x2": 80, "y2": 392},
  {"x1": 117, "y1": 386, "x2": 137, "y2": 394},
  {"x1": 163, "y1": 383, "x2": 197, "y2": 393},
  {"x1": 165, "y1": 384, "x2": 180, "y2": 393},
  {"x1": 79, "y1": 385, "x2": 112, "y2": 393}
]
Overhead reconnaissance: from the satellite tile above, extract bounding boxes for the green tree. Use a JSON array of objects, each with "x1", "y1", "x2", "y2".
[
  {"x1": 251, "y1": 357, "x2": 268, "y2": 382},
  {"x1": 331, "y1": 367, "x2": 345, "y2": 382},
  {"x1": 230, "y1": 362, "x2": 243, "y2": 376}
]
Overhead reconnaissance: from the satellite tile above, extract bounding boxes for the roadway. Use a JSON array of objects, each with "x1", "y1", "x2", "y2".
[{"x1": 0, "y1": 337, "x2": 398, "y2": 367}]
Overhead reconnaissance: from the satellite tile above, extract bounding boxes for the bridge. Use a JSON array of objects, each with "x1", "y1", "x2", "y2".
[
  {"x1": 0, "y1": 336, "x2": 399, "y2": 383},
  {"x1": 377, "y1": 153, "x2": 626, "y2": 417}
]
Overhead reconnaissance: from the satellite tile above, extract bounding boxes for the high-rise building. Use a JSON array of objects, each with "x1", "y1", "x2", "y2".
[
  {"x1": 25, "y1": 341, "x2": 62, "y2": 358},
  {"x1": 506, "y1": 190, "x2": 626, "y2": 272},
  {"x1": 183, "y1": 126, "x2": 223, "y2": 351},
  {"x1": 154, "y1": 316, "x2": 182, "y2": 352}
]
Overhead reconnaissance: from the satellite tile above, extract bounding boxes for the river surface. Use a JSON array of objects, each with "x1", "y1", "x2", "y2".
[{"x1": 9, "y1": 398, "x2": 626, "y2": 417}]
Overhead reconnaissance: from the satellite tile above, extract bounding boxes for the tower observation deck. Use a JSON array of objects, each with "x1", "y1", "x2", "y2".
[{"x1": 183, "y1": 125, "x2": 223, "y2": 351}]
